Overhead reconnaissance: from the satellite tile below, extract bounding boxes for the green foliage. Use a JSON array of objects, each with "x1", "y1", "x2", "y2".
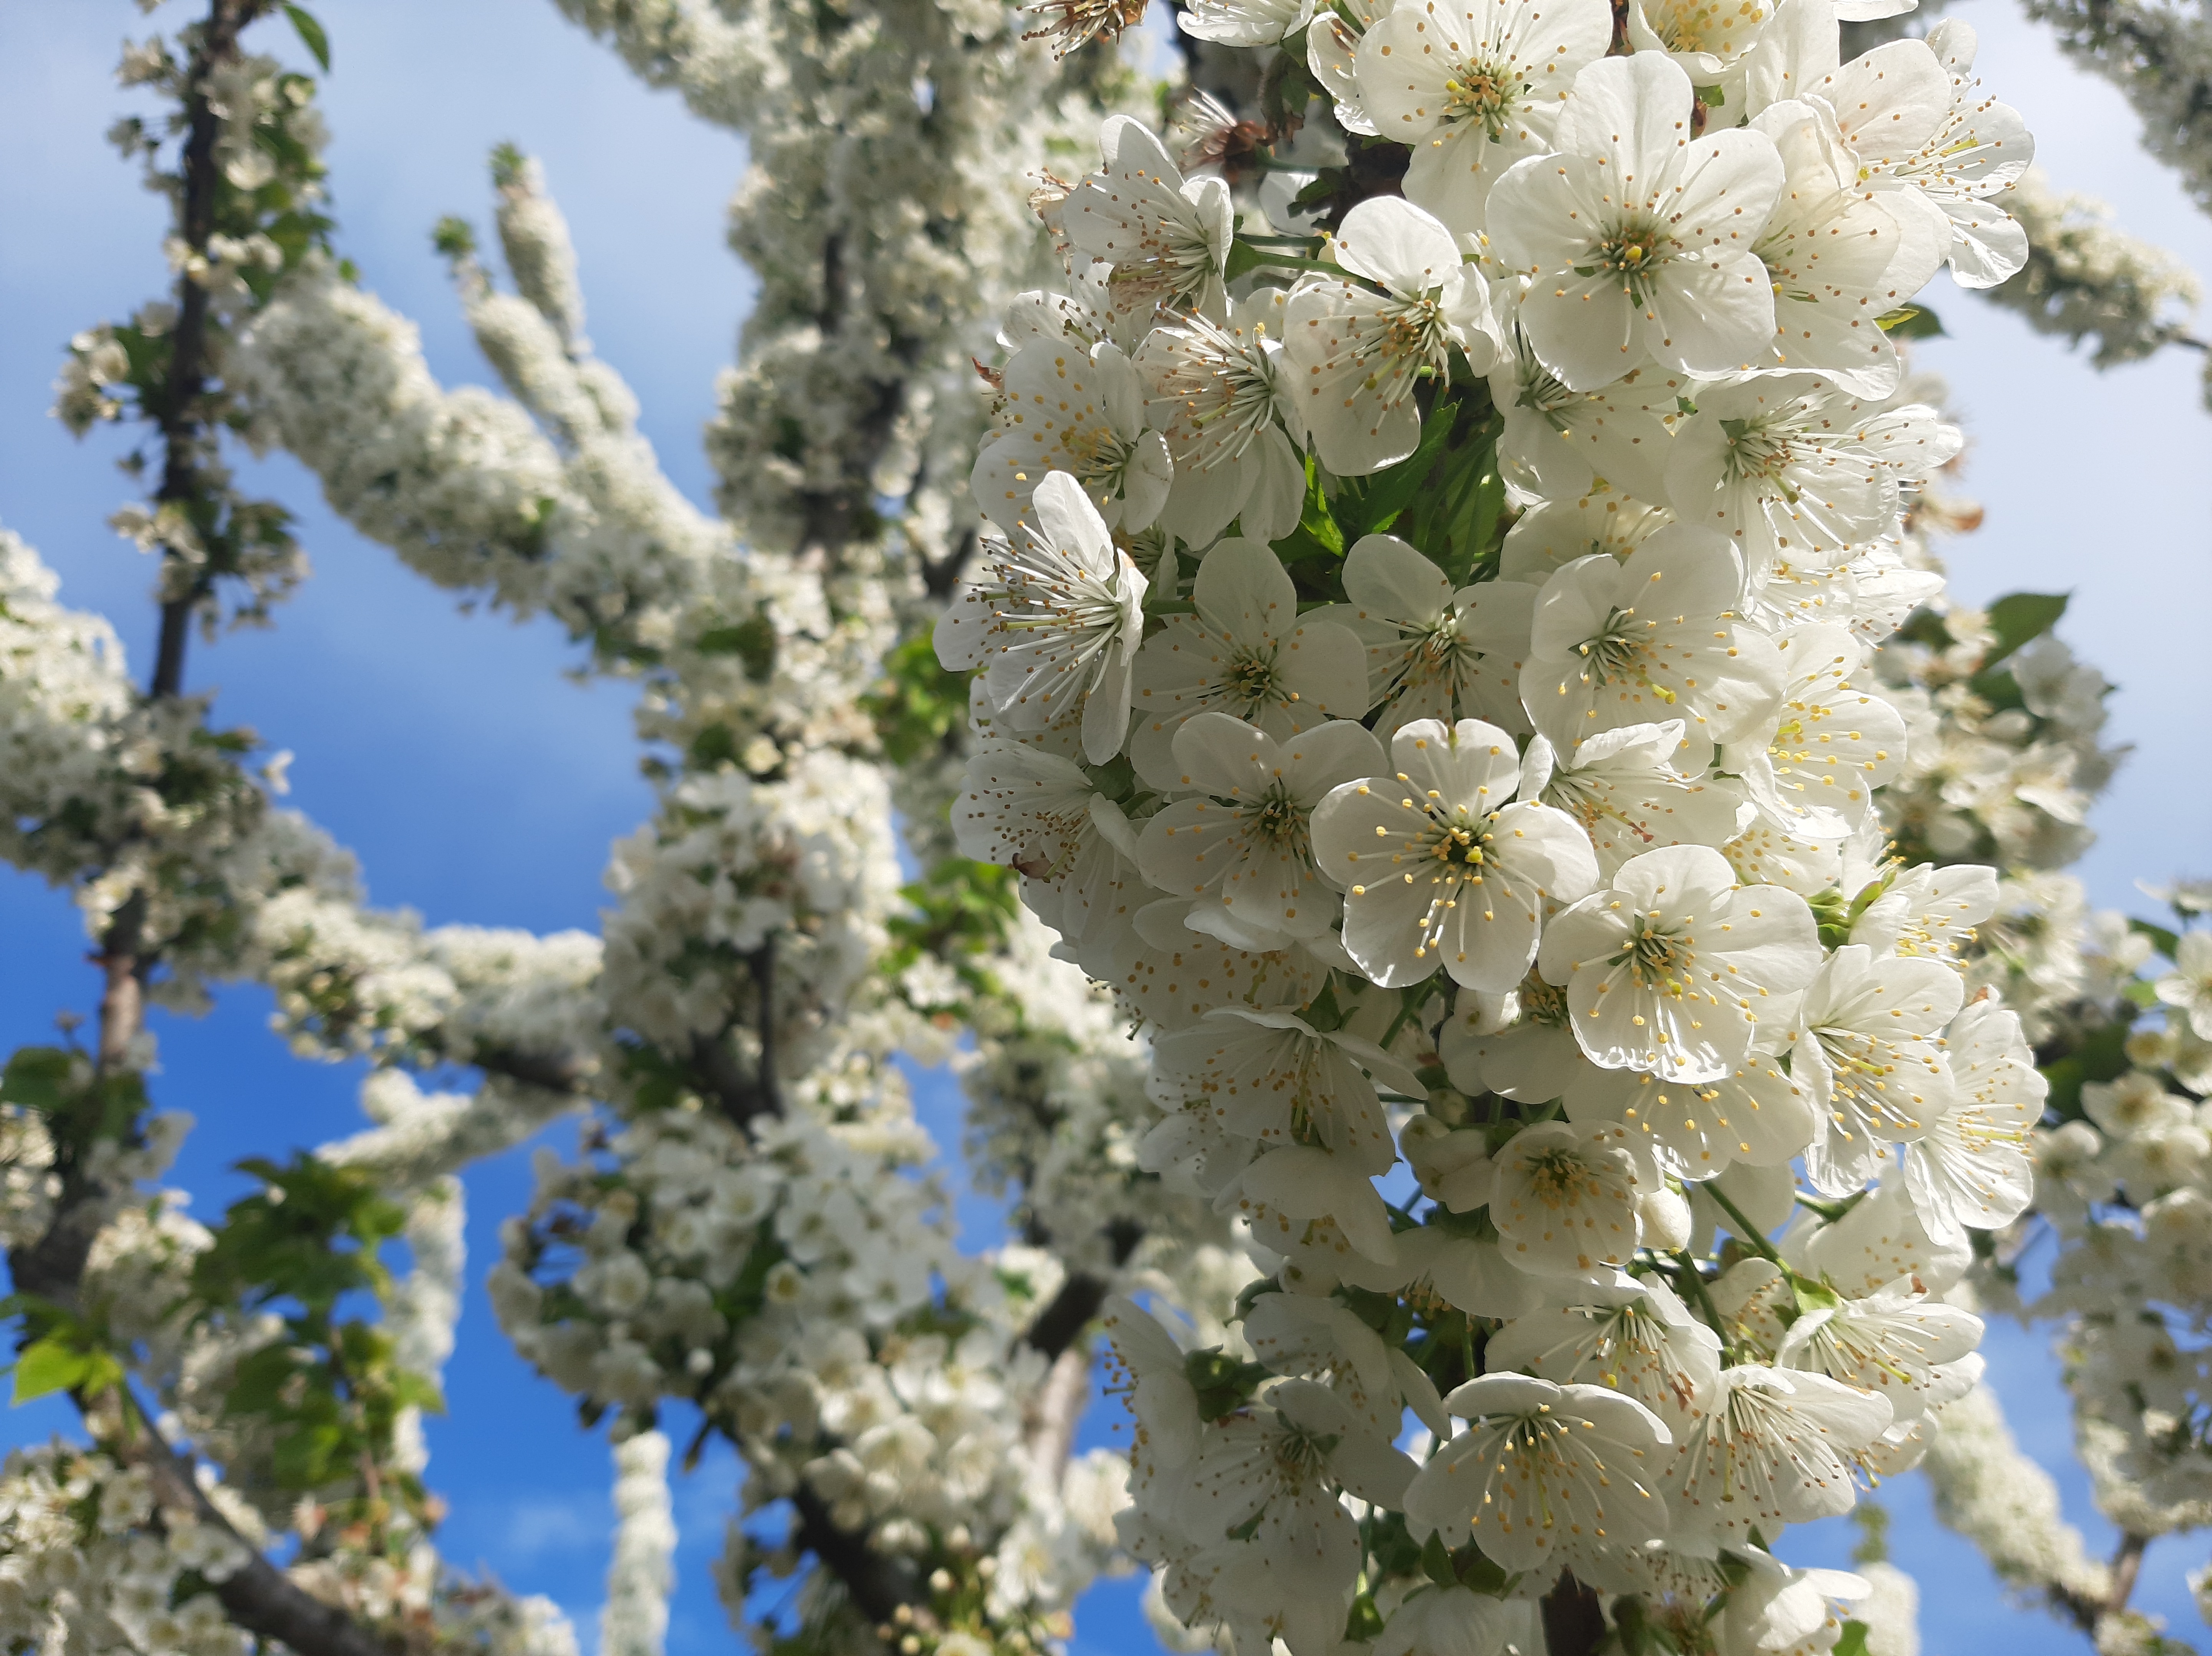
[
  {"x1": 865, "y1": 630, "x2": 969, "y2": 767},
  {"x1": 1182, "y1": 1347, "x2": 1272, "y2": 1419},
  {"x1": 192, "y1": 1156, "x2": 406, "y2": 1315},
  {"x1": 1832, "y1": 1622, "x2": 1872, "y2": 1656},
  {"x1": 2131, "y1": 916, "x2": 2183, "y2": 962},
  {"x1": 281, "y1": 3, "x2": 331, "y2": 71},
  {"x1": 885, "y1": 859, "x2": 1023, "y2": 1011},
  {"x1": 8, "y1": 1303, "x2": 125, "y2": 1407},
  {"x1": 1876, "y1": 303, "x2": 1944, "y2": 338},
  {"x1": 431, "y1": 215, "x2": 477, "y2": 261},
  {"x1": 1981, "y1": 591, "x2": 2070, "y2": 670},
  {"x1": 694, "y1": 613, "x2": 779, "y2": 685},
  {"x1": 2041, "y1": 1014, "x2": 2136, "y2": 1120},
  {"x1": 0, "y1": 1048, "x2": 79, "y2": 1117},
  {"x1": 188, "y1": 1157, "x2": 437, "y2": 1521}
]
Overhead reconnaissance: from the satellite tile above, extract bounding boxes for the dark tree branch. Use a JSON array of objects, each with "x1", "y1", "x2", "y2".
[
  {"x1": 790, "y1": 1486, "x2": 924, "y2": 1626},
  {"x1": 1540, "y1": 1572, "x2": 1608, "y2": 1656},
  {"x1": 107, "y1": 1388, "x2": 392, "y2": 1656},
  {"x1": 151, "y1": 0, "x2": 265, "y2": 698}
]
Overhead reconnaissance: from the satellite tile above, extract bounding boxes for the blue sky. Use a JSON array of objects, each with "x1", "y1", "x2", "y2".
[{"x1": 0, "y1": 2, "x2": 2205, "y2": 1652}]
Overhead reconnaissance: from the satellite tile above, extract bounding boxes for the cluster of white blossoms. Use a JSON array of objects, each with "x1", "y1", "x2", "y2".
[
  {"x1": 932, "y1": 0, "x2": 2064, "y2": 1642},
  {"x1": 19, "y1": 0, "x2": 2212, "y2": 1653},
  {"x1": 0, "y1": 1449, "x2": 249, "y2": 1656}
]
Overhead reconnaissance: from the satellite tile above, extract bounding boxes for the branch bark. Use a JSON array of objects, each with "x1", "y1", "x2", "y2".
[
  {"x1": 789, "y1": 1485, "x2": 924, "y2": 1627},
  {"x1": 151, "y1": 0, "x2": 265, "y2": 698},
  {"x1": 109, "y1": 1389, "x2": 392, "y2": 1656},
  {"x1": 1540, "y1": 1572, "x2": 1608, "y2": 1656}
]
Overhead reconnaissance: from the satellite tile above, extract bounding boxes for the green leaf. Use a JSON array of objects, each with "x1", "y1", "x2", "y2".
[
  {"x1": 2131, "y1": 917, "x2": 2183, "y2": 962},
  {"x1": 13, "y1": 1336, "x2": 93, "y2": 1404},
  {"x1": 1832, "y1": 1622, "x2": 1871, "y2": 1656},
  {"x1": 693, "y1": 613, "x2": 778, "y2": 683},
  {"x1": 1981, "y1": 590, "x2": 2069, "y2": 669},
  {"x1": 1299, "y1": 453, "x2": 1344, "y2": 557},
  {"x1": 281, "y1": 4, "x2": 331, "y2": 71},
  {"x1": 2041, "y1": 1016, "x2": 2134, "y2": 1121},
  {"x1": 1336, "y1": 399, "x2": 1460, "y2": 540},
  {"x1": 1419, "y1": 1532, "x2": 1458, "y2": 1589},
  {"x1": 0, "y1": 1048, "x2": 76, "y2": 1115},
  {"x1": 863, "y1": 631, "x2": 969, "y2": 767},
  {"x1": 1875, "y1": 304, "x2": 1943, "y2": 339},
  {"x1": 1223, "y1": 239, "x2": 1267, "y2": 285}
]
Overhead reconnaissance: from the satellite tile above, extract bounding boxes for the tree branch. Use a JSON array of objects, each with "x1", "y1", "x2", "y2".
[
  {"x1": 105, "y1": 1387, "x2": 393, "y2": 1656},
  {"x1": 789, "y1": 1485, "x2": 924, "y2": 1626},
  {"x1": 1540, "y1": 1572, "x2": 1608, "y2": 1656},
  {"x1": 151, "y1": 0, "x2": 265, "y2": 698}
]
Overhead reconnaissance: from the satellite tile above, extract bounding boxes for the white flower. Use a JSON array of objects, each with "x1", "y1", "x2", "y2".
[
  {"x1": 1725, "y1": 623, "x2": 1906, "y2": 845},
  {"x1": 1791, "y1": 1174, "x2": 1970, "y2": 1299},
  {"x1": 973, "y1": 338, "x2": 1173, "y2": 534},
  {"x1": 1659, "y1": 1364, "x2": 1892, "y2": 1544},
  {"x1": 1216, "y1": 1142, "x2": 1401, "y2": 1265},
  {"x1": 1623, "y1": 0, "x2": 1778, "y2": 85},
  {"x1": 1522, "y1": 720, "x2": 1745, "y2": 878},
  {"x1": 1312, "y1": 717, "x2": 1600, "y2": 990},
  {"x1": 1785, "y1": 944, "x2": 1962, "y2": 1196},
  {"x1": 950, "y1": 740, "x2": 1141, "y2": 950},
  {"x1": 1775, "y1": 1276, "x2": 1983, "y2": 1423},
  {"x1": 1179, "y1": 1381, "x2": 1417, "y2": 1600},
  {"x1": 1664, "y1": 377, "x2": 1960, "y2": 572},
  {"x1": 1715, "y1": 1549, "x2": 1873, "y2": 1656},
  {"x1": 2156, "y1": 931, "x2": 2212, "y2": 1040},
  {"x1": 1899, "y1": 999, "x2": 2043, "y2": 1242},
  {"x1": 1102, "y1": 1295, "x2": 1202, "y2": 1494},
  {"x1": 1440, "y1": 972, "x2": 1585, "y2": 1102},
  {"x1": 1484, "y1": 1275, "x2": 1722, "y2": 1431},
  {"x1": 1151, "y1": 1004, "x2": 1416, "y2": 1173},
  {"x1": 1138, "y1": 712, "x2": 1386, "y2": 945},
  {"x1": 1486, "y1": 53, "x2": 1786, "y2": 391},
  {"x1": 1355, "y1": 0, "x2": 1612, "y2": 234},
  {"x1": 1401, "y1": 1372, "x2": 1670, "y2": 1590},
  {"x1": 934, "y1": 472, "x2": 1148, "y2": 761},
  {"x1": 1283, "y1": 196, "x2": 1501, "y2": 475},
  {"x1": 1398, "y1": 1226, "x2": 1547, "y2": 1318},
  {"x1": 1066, "y1": 116, "x2": 1234, "y2": 322},
  {"x1": 1108, "y1": 894, "x2": 1333, "y2": 1031},
  {"x1": 1485, "y1": 1118, "x2": 1647, "y2": 1279},
  {"x1": 1376, "y1": 1586, "x2": 1514, "y2": 1656},
  {"x1": 1742, "y1": 98, "x2": 1947, "y2": 395},
  {"x1": 1563, "y1": 1045, "x2": 1815, "y2": 1176},
  {"x1": 1137, "y1": 289, "x2": 1307, "y2": 547},
  {"x1": 1817, "y1": 22, "x2": 2034, "y2": 289},
  {"x1": 1328, "y1": 533, "x2": 1538, "y2": 739},
  {"x1": 1309, "y1": 0, "x2": 1391, "y2": 137},
  {"x1": 1129, "y1": 538, "x2": 1370, "y2": 789},
  {"x1": 1244, "y1": 1291, "x2": 1449, "y2": 1437},
  {"x1": 1180, "y1": 0, "x2": 1316, "y2": 46},
  {"x1": 1520, "y1": 526, "x2": 1785, "y2": 750},
  {"x1": 1536, "y1": 843, "x2": 1821, "y2": 1082},
  {"x1": 1491, "y1": 343, "x2": 1689, "y2": 507}
]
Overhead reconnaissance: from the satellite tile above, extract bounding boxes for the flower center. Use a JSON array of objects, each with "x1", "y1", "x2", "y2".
[
  {"x1": 1719, "y1": 416, "x2": 1800, "y2": 497},
  {"x1": 1442, "y1": 60, "x2": 1518, "y2": 139},
  {"x1": 1157, "y1": 315, "x2": 1283, "y2": 465},
  {"x1": 1573, "y1": 608, "x2": 1672, "y2": 701},
  {"x1": 1224, "y1": 644, "x2": 1284, "y2": 713},
  {"x1": 1520, "y1": 970, "x2": 1572, "y2": 1029},
  {"x1": 1520, "y1": 1146, "x2": 1602, "y2": 1206},
  {"x1": 1644, "y1": 0, "x2": 1766, "y2": 56},
  {"x1": 1611, "y1": 913, "x2": 1693, "y2": 994},
  {"x1": 1059, "y1": 421, "x2": 1144, "y2": 498},
  {"x1": 1589, "y1": 223, "x2": 1672, "y2": 299},
  {"x1": 1358, "y1": 294, "x2": 1454, "y2": 391}
]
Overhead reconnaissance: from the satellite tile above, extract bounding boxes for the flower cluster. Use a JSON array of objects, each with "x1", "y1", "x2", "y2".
[{"x1": 934, "y1": 1, "x2": 2053, "y2": 1642}]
